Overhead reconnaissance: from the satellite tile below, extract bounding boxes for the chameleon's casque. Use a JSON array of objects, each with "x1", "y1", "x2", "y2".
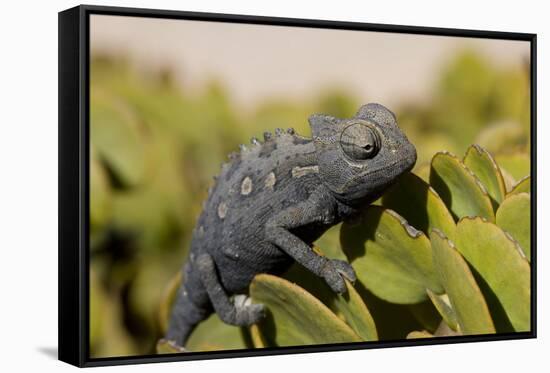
[{"x1": 166, "y1": 103, "x2": 417, "y2": 347}]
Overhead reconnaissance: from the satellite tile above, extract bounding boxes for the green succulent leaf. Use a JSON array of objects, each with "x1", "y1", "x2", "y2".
[
  {"x1": 414, "y1": 163, "x2": 431, "y2": 183},
  {"x1": 456, "y1": 217, "x2": 531, "y2": 332},
  {"x1": 345, "y1": 281, "x2": 430, "y2": 340},
  {"x1": 474, "y1": 121, "x2": 527, "y2": 155},
  {"x1": 496, "y1": 193, "x2": 531, "y2": 261},
  {"x1": 431, "y1": 230, "x2": 495, "y2": 335},
  {"x1": 187, "y1": 314, "x2": 249, "y2": 351},
  {"x1": 89, "y1": 270, "x2": 105, "y2": 348},
  {"x1": 282, "y1": 258, "x2": 378, "y2": 341},
  {"x1": 341, "y1": 206, "x2": 443, "y2": 304},
  {"x1": 91, "y1": 94, "x2": 149, "y2": 188},
  {"x1": 250, "y1": 274, "x2": 361, "y2": 346},
  {"x1": 335, "y1": 280, "x2": 378, "y2": 341},
  {"x1": 382, "y1": 172, "x2": 456, "y2": 241},
  {"x1": 509, "y1": 176, "x2": 531, "y2": 196},
  {"x1": 249, "y1": 324, "x2": 266, "y2": 348},
  {"x1": 495, "y1": 153, "x2": 530, "y2": 182},
  {"x1": 406, "y1": 330, "x2": 433, "y2": 339},
  {"x1": 430, "y1": 152, "x2": 495, "y2": 222},
  {"x1": 426, "y1": 290, "x2": 459, "y2": 332},
  {"x1": 408, "y1": 300, "x2": 443, "y2": 333},
  {"x1": 90, "y1": 151, "x2": 112, "y2": 233},
  {"x1": 463, "y1": 144, "x2": 507, "y2": 206}
]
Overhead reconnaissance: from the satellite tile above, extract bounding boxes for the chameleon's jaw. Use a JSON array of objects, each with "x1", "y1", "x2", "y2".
[
  {"x1": 335, "y1": 139, "x2": 417, "y2": 203},
  {"x1": 401, "y1": 140, "x2": 418, "y2": 172}
]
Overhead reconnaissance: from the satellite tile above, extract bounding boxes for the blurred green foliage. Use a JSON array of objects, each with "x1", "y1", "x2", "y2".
[{"x1": 89, "y1": 50, "x2": 530, "y2": 357}]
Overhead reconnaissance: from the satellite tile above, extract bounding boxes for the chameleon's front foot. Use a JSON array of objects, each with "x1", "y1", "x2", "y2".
[
  {"x1": 321, "y1": 259, "x2": 357, "y2": 294},
  {"x1": 232, "y1": 294, "x2": 265, "y2": 326}
]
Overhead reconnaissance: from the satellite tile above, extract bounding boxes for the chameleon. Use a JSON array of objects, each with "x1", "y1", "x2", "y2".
[{"x1": 165, "y1": 103, "x2": 417, "y2": 348}]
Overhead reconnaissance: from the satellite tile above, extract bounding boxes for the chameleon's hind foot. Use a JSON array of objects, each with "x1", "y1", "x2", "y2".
[
  {"x1": 157, "y1": 338, "x2": 189, "y2": 354},
  {"x1": 232, "y1": 294, "x2": 265, "y2": 325}
]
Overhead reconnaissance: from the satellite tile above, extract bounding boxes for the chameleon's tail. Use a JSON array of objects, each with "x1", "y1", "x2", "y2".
[{"x1": 165, "y1": 271, "x2": 212, "y2": 348}]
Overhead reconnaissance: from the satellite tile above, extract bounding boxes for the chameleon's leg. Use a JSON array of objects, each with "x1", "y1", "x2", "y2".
[
  {"x1": 265, "y1": 187, "x2": 356, "y2": 294},
  {"x1": 165, "y1": 264, "x2": 212, "y2": 347},
  {"x1": 196, "y1": 253, "x2": 265, "y2": 326}
]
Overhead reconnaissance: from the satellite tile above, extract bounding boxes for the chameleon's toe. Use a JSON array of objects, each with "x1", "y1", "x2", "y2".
[
  {"x1": 157, "y1": 338, "x2": 189, "y2": 353},
  {"x1": 322, "y1": 259, "x2": 357, "y2": 294},
  {"x1": 332, "y1": 260, "x2": 357, "y2": 283}
]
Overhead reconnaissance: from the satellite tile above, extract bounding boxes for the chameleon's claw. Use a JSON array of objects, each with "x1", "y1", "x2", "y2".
[
  {"x1": 333, "y1": 260, "x2": 357, "y2": 283},
  {"x1": 321, "y1": 259, "x2": 357, "y2": 294}
]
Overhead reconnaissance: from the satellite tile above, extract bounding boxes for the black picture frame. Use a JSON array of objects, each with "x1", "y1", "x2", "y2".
[{"x1": 58, "y1": 4, "x2": 537, "y2": 367}]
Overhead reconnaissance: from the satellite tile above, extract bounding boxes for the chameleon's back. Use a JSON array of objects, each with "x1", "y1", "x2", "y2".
[{"x1": 188, "y1": 129, "x2": 328, "y2": 294}]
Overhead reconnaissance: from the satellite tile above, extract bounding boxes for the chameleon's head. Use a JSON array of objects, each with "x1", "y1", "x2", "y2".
[{"x1": 309, "y1": 103, "x2": 417, "y2": 204}]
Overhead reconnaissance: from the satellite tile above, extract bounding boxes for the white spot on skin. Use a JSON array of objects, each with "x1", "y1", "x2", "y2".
[
  {"x1": 265, "y1": 172, "x2": 276, "y2": 189},
  {"x1": 217, "y1": 202, "x2": 227, "y2": 219},
  {"x1": 291, "y1": 165, "x2": 319, "y2": 178},
  {"x1": 241, "y1": 176, "x2": 253, "y2": 195}
]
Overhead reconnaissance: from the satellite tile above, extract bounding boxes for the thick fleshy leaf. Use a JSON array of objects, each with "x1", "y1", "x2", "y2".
[
  {"x1": 353, "y1": 283, "x2": 430, "y2": 340},
  {"x1": 426, "y1": 290, "x2": 459, "y2": 332},
  {"x1": 282, "y1": 260, "x2": 378, "y2": 341},
  {"x1": 335, "y1": 280, "x2": 378, "y2": 341},
  {"x1": 89, "y1": 270, "x2": 104, "y2": 348},
  {"x1": 433, "y1": 321, "x2": 462, "y2": 337},
  {"x1": 500, "y1": 167, "x2": 517, "y2": 193},
  {"x1": 430, "y1": 152, "x2": 494, "y2": 222},
  {"x1": 496, "y1": 193, "x2": 531, "y2": 261},
  {"x1": 408, "y1": 300, "x2": 442, "y2": 333},
  {"x1": 90, "y1": 152, "x2": 111, "y2": 232},
  {"x1": 250, "y1": 274, "x2": 361, "y2": 346},
  {"x1": 313, "y1": 225, "x2": 348, "y2": 261},
  {"x1": 456, "y1": 217, "x2": 531, "y2": 332},
  {"x1": 474, "y1": 121, "x2": 526, "y2": 155},
  {"x1": 509, "y1": 176, "x2": 531, "y2": 195},
  {"x1": 341, "y1": 206, "x2": 443, "y2": 304},
  {"x1": 91, "y1": 95, "x2": 148, "y2": 187},
  {"x1": 431, "y1": 230, "x2": 495, "y2": 335},
  {"x1": 414, "y1": 163, "x2": 431, "y2": 183},
  {"x1": 186, "y1": 314, "x2": 249, "y2": 351},
  {"x1": 407, "y1": 330, "x2": 433, "y2": 339},
  {"x1": 463, "y1": 145, "x2": 506, "y2": 206},
  {"x1": 382, "y1": 172, "x2": 456, "y2": 241},
  {"x1": 249, "y1": 324, "x2": 266, "y2": 348},
  {"x1": 495, "y1": 153, "x2": 530, "y2": 182}
]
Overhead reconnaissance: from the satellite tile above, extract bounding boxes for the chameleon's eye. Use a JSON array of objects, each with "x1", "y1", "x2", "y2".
[{"x1": 340, "y1": 122, "x2": 381, "y2": 160}]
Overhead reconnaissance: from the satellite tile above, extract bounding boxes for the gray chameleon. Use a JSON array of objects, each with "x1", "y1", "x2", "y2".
[{"x1": 165, "y1": 103, "x2": 417, "y2": 348}]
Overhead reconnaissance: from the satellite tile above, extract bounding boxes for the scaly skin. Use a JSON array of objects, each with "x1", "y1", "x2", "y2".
[{"x1": 165, "y1": 103, "x2": 417, "y2": 347}]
